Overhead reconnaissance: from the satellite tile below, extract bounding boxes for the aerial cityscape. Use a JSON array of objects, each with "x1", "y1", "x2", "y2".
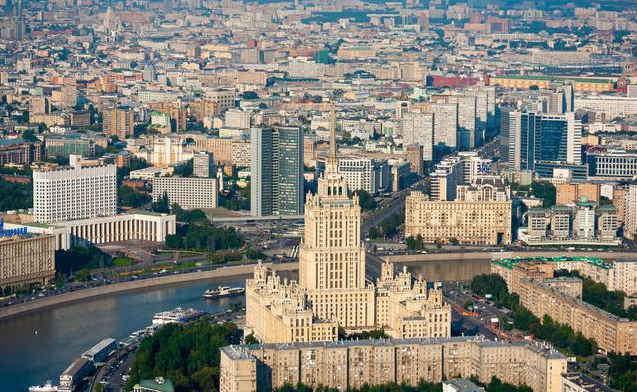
[{"x1": 0, "y1": 0, "x2": 636, "y2": 391}]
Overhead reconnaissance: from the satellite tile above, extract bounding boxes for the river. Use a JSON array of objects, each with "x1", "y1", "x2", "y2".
[{"x1": 0, "y1": 276, "x2": 251, "y2": 392}]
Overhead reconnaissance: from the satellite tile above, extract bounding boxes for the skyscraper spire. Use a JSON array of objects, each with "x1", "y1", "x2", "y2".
[
  {"x1": 326, "y1": 103, "x2": 339, "y2": 174},
  {"x1": 329, "y1": 104, "x2": 336, "y2": 159}
]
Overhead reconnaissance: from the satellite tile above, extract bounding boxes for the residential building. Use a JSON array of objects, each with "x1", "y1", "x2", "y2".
[
  {"x1": 103, "y1": 107, "x2": 135, "y2": 139},
  {"x1": 220, "y1": 337, "x2": 566, "y2": 392},
  {"x1": 338, "y1": 157, "x2": 388, "y2": 195},
  {"x1": 251, "y1": 126, "x2": 303, "y2": 216},
  {"x1": 427, "y1": 102, "x2": 458, "y2": 148},
  {"x1": 0, "y1": 234, "x2": 55, "y2": 290},
  {"x1": 193, "y1": 151, "x2": 215, "y2": 178},
  {"x1": 624, "y1": 184, "x2": 637, "y2": 240},
  {"x1": 521, "y1": 201, "x2": 619, "y2": 246},
  {"x1": 0, "y1": 139, "x2": 41, "y2": 165},
  {"x1": 493, "y1": 261, "x2": 637, "y2": 354},
  {"x1": 225, "y1": 109, "x2": 251, "y2": 128},
  {"x1": 401, "y1": 112, "x2": 434, "y2": 160},
  {"x1": 152, "y1": 177, "x2": 218, "y2": 209},
  {"x1": 556, "y1": 183, "x2": 601, "y2": 205},
  {"x1": 405, "y1": 144, "x2": 424, "y2": 175},
  {"x1": 405, "y1": 191, "x2": 512, "y2": 245},
  {"x1": 33, "y1": 162, "x2": 117, "y2": 223},
  {"x1": 562, "y1": 372, "x2": 617, "y2": 392}
]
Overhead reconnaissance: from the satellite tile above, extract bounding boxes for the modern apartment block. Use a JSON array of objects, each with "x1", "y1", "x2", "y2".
[
  {"x1": 152, "y1": 177, "x2": 218, "y2": 209},
  {"x1": 430, "y1": 152, "x2": 491, "y2": 201},
  {"x1": 192, "y1": 151, "x2": 215, "y2": 178},
  {"x1": 400, "y1": 112, "x2": 434, "y2": 160},
  {"x1": 338, "y1": 157, "x2": 388, "y2": 195},
  {"x1": 521, "y1": 200, "x2": 619, "y2": 246},
  {"x1": 102, "y1": 107, "x2": 135, "y2": 139},
  {"x1": 250, "y1": 126, "x2": 304, "y2": 216},
  {"x1": 405, "y1": 191, "x2": 512, "y2": 245},
  {"x1": 0, "y1": 234, "x2": 55, "y2": 290},
  {"x1": 405, "y1": 144, "x2": 424, "y2": 175},
  {"x1": 220, "y1": 337, "x2": 566, "y2": 392},
  {"x1": 33, "y1": 162, "x2": 117, "y2": 223},
  {"x1": 427, "y1": 102, "x2": 458, "y2": 148},
  {"x1": 491, "y1": 257, "x2": 637, "y2": 354}
]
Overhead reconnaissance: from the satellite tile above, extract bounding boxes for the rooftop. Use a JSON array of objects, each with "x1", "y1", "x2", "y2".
[{"x1": 492, "y1": 256, "x2": 611, "y2": 270}]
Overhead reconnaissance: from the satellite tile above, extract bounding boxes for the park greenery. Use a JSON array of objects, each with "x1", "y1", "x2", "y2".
[
  {"x1": 0, "y1": 178, "x2": 32, "y2": 210},
  {"x1": 514, "y1": 181, "x2": 556, "y2": 207},
  {"x1": 368, "y1": 213, "x2": 403, "y2": 240},
  {"x1": 165, "y1": 220, "x2": 244, "y2": 251},
  {"x1": 219, "y1": 184, "x2": 251, "y2": 211},
  {"x1": 338, "y1": 327, "x2": 388, "y2": 340},
  {"x1": 118, "y1": 185, "x2": 150, "y2": 208},
  {"x1": 55, "y1": 245, "x2": 112, "y2": 280},
  {"x1": 356, "y1": 189, "x2": 376, "y2": 211},
  {"x1": 470, "y1": 274, "x2": 597, "y2": 356},
  {"x1": 605, "y1": 352, "x2": 637, "y2": 392},
  {"x1": 554, "y1": 269, "x2": 637, "y2": 320},
  {"x1": 125, "y1": 321, "x2": 241, "y2": 392},
  {"x1": 405, "y1": 235, "x2": 427, "y2": 251}
]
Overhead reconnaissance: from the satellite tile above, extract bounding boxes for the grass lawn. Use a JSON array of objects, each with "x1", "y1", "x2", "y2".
[{"x1": 113, "y1": 257, "x2": 135, "y2": 267}]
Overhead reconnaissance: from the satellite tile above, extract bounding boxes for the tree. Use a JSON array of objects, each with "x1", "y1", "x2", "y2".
[
  {"x1": 125, "y1": 321, "x2": 241, "y2": 392},
  {"x1": 22, "y1": 129, "x2": 38, "y2": 142},
  {"x1": 356, "y1": 189, "x2": 376, "y2": 211},
  {"x1": 165, "y1": 234, "x2": 183, "y2": 249},
  {"x1": 118, "y1": 186, "x2": 150, "y2": 208},
  {"x1": 152, "y1": 192, "x2": 170, "y2": 213},
  {"x1": 244, "y1": 333, "x2": 259, "y2": 345},
  {"x1": 242, "y1": 91, "x2": 259, "y2": 100},
  {"x1": 173, "y1": 159, "x2": 193, "y2": 177}
]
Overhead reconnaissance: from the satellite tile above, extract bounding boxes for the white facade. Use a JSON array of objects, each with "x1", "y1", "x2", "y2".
[
  {"x1": 575, "y1": 96, "x2": 637, "y2": 117},
  {"x1": 624, "y1": 184, "x2": 637, "y2": 240},
  {"x1": 338, "y1": 158, "x2": 386, "y2": 195},
  {"x1": 152, "y1": 177, "x2": 218, "y2": 209},
  {"x1": 401, "y1": 112, "x2": 434, "y2": 161},
  {"x1": 224, "y1": 109, "x2": 251, "y2": 129},
  {"x1": 5, "y1": 212, "x2": 176, "y2": 250},
  {"x1": 33, "y1": 164, "x2": 117, "y2": 223},
  {"x1": 428, "y1": 103, "x2": 458, "y2": 148}
]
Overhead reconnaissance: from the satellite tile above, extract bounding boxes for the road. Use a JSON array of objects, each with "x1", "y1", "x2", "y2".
[
  {"x1": 0, "y1": 261, "x2": 298, "y2": 320},
  {"x1": 361, "y1": 177, "x2": 429, "y2": 236}
]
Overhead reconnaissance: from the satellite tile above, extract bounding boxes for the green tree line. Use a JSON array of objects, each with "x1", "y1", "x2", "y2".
[
  {"x1": 125, "y1": 321, "x2": 241, "y2": 392},
  {"x1": 470, "y1": 274, "x2": 597, "y2": 356},
  {"x1": 0, "y1": 178, "x2": 32, "y2": 210}
]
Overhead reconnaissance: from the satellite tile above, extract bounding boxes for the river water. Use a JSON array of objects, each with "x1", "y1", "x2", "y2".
[
  {"x1": 0, "y1": 259, "x2": 489, "y2": 392},
  {"x1": 0, "y1": 276, "x2": 250, "y2": 392}
]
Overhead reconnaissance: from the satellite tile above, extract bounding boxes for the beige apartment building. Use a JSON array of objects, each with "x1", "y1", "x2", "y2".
[
  {"x1": 405, "y1": 192, "x2": 512, "y2": 245},
  {"x1": 245, "y1": 113, "x2": 450, "y2": 343},
  {"x1": 491, "y1": 256, "x2": 637, "y2": 298},
  {"x1": 491, "y1": 258, "x2": 637, "y2": 354},
  {"x1": 0, "y1": 234, "x2": 55, "y2": 289},
  {"x1": 555, "y1": 183, "x2": 600, "y2": 205},
  {"x1": 103, "y1": 107, "x2": 134, "y2": 139},
  {"x1": 220, "y1": 337, "x2": 566, "y2": 392}
]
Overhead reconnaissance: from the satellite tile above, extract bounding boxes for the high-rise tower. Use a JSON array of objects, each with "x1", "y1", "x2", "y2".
[{"x1": 298, "y1": 106, "x2": 376, "y2": 328}]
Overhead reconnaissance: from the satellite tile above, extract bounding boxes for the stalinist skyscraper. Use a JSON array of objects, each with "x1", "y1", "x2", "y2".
[
  {"x1": 298, "y1": 106, "x2": 376, "y2": 328},
  {"x1": 245, "y1": 105, "x2": 451, "y2": 343}
]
